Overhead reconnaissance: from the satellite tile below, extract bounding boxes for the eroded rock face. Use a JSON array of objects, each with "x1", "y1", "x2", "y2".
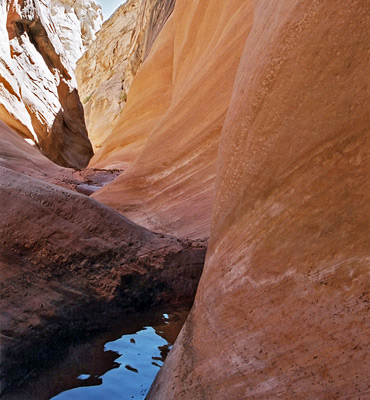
[
  {"x1": 76, "y1": 0, "x2": 175, "y2": 151},
  {"x1": 51, "y1": 0, "x2": 103, "y2": 68},
  {"x1": 0, "y1": 166, "x2": 206, "y2": 393},
  {"x1": 90, "y1": 0, "x2": 253, "y2": 240},
  {"x1": 0, "y1": 0, "x2": 98, "y2": 168},
  {"x1": 148, "y1": 1, "x2": 370, "y2": 399}
]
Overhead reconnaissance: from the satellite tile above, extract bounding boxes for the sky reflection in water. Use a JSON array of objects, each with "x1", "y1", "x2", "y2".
[{"x1": 51, "y1": 325, "x2": 170, "y2": 400}]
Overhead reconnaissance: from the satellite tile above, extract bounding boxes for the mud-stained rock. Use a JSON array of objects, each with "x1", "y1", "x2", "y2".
[
  {"x1": 148, "y1": 1, "x2": 370, "y2": 399},
  {"x1": 0, "y1": 167, "x2": 206, "y2": 394},
  {"x1": 90, "y1": 0, "x2": 253, "y2": 240},
  {"x1": 0, "y1": 0, "x2": 97, "y2": 168},
  {"x1": 76, "y1": 0, "x2": 175, "y2": 151}
]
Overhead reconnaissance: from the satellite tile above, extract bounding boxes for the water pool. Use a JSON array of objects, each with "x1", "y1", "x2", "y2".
[{"x1": 3, "y1": 308, "x2": 189, "y2": 400}]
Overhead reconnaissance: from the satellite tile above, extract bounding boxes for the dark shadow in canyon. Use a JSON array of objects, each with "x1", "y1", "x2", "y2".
[
  {"x1": 2, "y1": 308, "x2": 190, "y2": 400},
  {"x1": 0, "y1": 167, "x2": 207, "y2": 396}
]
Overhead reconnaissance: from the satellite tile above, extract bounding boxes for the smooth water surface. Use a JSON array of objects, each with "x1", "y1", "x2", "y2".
[
  {"x1": 4, "y1": 308, "x2": 188, "y2": 400},
  {"x1": 52, "y1": 325, "x2": 167, "y2": 400}
]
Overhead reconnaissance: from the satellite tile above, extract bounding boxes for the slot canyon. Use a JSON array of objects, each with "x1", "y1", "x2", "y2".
[{"x1": 0, "y1": 0, "x2": 369, "y2": 399}]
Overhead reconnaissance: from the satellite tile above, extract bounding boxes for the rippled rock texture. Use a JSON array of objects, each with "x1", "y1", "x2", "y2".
[
  {"x1": 76, "y1": 0, "x2": 176, "y2": 151},
  {"x1": 0, "y1": 0, "x2": 100, "y2": 168},
  {"x1": 148, "y1": 1, "x2": 370, "y2": 399}
]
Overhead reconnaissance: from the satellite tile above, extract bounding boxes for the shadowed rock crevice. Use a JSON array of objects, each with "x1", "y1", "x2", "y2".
[{"x1": 143, "y1": 0, "x2": 176, "y2": 59}]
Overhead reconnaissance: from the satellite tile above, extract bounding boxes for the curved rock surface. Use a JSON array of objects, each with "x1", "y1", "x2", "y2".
[
  {"x1": 0, "y1": 0, "x2": 98, "y2": 168},
  {"x1": 0, "y1": 166, "x2": 206, "y2": 394},
  {"x1": 0, "y1": 120, "x2": 122, "y2": 194},
  {"x1": 76, "y1": 0, "x2": 175, "y2": 151},
  {"x1": 90, "y1": 0, "x2": 253, "y2": 240},
  {"x1": 0, "y1": 120, "x2": 63, "y2": 181},
  {"x1": 148, "y1": 1, "x2": 370, "y2": 398}
]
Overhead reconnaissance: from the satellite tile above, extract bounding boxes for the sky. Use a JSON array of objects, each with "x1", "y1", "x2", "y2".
[{"x1": 95, "y1": 0, "x2": 127, "y2": 20}]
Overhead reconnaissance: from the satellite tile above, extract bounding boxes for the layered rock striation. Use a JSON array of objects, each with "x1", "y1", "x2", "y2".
[
  {"x1": 76, "y1": 0, "x2": 176, "y2": 151},
  {"x1": 0, "y1": 0, "x2": 101, "y2": 168},
  {"x1": 90, "y1": 0, "x2": 253, "y2": 240},
  {"x1": 148, "y1": 1, "x2": 370, "y2": 398},
  {"x1": 1, "y1": 0, "x2": 369, "y2": 398}
]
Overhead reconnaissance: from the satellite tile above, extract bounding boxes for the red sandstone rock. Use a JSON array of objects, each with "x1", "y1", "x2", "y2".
[
  {"x1": 90, "y1": 0, "x2": 253, "y2": 240},
  {"x1": 0, "y1": 120, "x2": 122, "y2": 194},
  {"x1": 0, "y1": 120, "x2": 63, "y2": 180},
  {"x1": 0, "y1": 167, "x2": 205, "y2": 393},
  {"x1": 148, "y1": 1, "x2": 370, "y2": 398}
]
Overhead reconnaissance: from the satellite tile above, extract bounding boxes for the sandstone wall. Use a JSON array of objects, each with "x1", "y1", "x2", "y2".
[
  {"x1": 0, "y1": 0, "x2": 100, "y2": 168},
  {"x1": 51, "y1": 0, "x2": 103, "y2": 68},
  {"x1": 0, "y1": 120, "x2": 63, "y2": 181},
  {"x1": 91, "y1": 0, "x2": 253, "y2": 240},
  {"x1": 76, "y1": 0, "x2": 175, "y2": 151},
  {"x1": 148, "y1": 1, "x2": 370, "y2": 398}
]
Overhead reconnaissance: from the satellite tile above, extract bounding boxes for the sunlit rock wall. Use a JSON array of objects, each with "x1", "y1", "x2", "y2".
[
  {"x1": 90, "y1": 0, "x2": 253, "y2": 240},
  {"x1": 76, "y1": 0, "x2": 175, "y2": 151},
  {"x1": 51, "y1": 0, "x2": 102, "y2": 68},
  {"x1": 148, "y1": 0, "x2": 370, "y2": 398},
  {"x1": 0, "y1": 0, "x2": 100, "y2": 168}
]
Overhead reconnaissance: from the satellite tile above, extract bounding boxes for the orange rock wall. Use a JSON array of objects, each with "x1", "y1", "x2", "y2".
[
  {"x1": 76, "y1": 0, "x2": 176, "y2": 152},
  {"x1": 148, "y1": 0, "x2": 370, "y2": 398},
  {"x1": 91, "y1": 0, "x2": 254, "y2": 240}
]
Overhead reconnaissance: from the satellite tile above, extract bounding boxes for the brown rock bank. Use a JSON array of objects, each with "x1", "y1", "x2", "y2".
[{"x1": 0, "y1": 166, "x2": 206, "y2": 393}]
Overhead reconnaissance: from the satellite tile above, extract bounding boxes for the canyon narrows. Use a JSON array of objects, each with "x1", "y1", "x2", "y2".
[
  {"x1": 0, "y1": 0, "x2": 205, "y2": 396},
  {"x1": 1, "y1": 0, "x2": 369, "y2": 399}
]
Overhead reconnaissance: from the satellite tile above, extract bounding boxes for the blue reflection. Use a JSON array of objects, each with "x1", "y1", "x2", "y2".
[{"x1": 52, "y1": 327, "x2": 168, "y2": 400}]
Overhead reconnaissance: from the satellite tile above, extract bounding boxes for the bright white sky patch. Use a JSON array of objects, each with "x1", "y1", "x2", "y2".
[{"x1": 95, "y1": 0, "x2": 127, "y2": 20}]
